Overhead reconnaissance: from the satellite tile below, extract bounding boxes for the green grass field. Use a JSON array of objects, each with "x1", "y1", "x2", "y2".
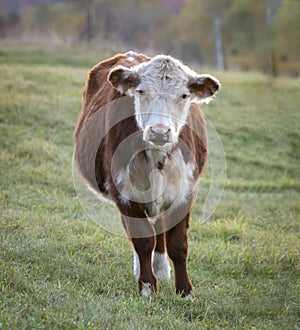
[{"x1": 0, "y1": 46, "x2": 299, "y2": 329}]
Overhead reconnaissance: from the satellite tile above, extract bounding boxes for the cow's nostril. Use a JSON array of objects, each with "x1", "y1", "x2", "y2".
[
  {"x1": 148, "y1": 124, "x2": 171, "y2": 145},
  {"x1": 150, "y1": 125, "x2": 169, "y2": 135}
]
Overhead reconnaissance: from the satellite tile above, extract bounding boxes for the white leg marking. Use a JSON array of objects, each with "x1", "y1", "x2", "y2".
[
  {"x1": 133, "y1": 251, "x2": 140, "y2": 281},
  {"x1": 141, "y1": 283, "x2": 152, "y2": 298},
  {"x1": 152, "y1": 252, "x2": 171, "y2": 280}
]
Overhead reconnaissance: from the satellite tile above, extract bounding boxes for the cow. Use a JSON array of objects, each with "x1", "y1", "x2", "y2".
[{"x1": 74, "y1": 52, "x2": 220, "y2": 298}]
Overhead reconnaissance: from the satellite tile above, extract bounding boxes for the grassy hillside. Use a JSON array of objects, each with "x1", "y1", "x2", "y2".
[{"x1": 0, "y1": 47, "x2": 299, "y2": 329}]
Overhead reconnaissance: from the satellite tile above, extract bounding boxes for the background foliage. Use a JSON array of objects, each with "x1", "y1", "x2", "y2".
[{"x1": 0, "y1": 0, "x2": 300, "y2": 75}]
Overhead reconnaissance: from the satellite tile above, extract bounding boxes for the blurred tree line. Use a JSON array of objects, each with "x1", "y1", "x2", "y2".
[{"x1": 0, "y1": 0, "x2": 299, "y2": 75}]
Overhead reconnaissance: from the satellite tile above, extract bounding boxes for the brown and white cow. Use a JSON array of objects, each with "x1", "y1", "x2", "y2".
[{"x1": 74, "y1": 52, "x2": 220, "y2": 297}]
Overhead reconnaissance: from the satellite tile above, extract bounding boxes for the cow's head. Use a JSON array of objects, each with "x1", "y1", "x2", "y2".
[{"x1": 108, "y1": 55, "x2": 220, "y2": 147}]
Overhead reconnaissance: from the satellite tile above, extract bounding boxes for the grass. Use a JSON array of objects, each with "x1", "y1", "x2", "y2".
[{"x1": 0, "y1": 46, "x2": 299, "y2": 329}]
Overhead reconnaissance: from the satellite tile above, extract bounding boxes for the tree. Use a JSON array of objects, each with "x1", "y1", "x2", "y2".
[
  {"x1": 275, "y1": 0, "x2": 300, "y2": 58},
  {"x1": 84, "y1": 0, "x2": 95, "y2": 42}
]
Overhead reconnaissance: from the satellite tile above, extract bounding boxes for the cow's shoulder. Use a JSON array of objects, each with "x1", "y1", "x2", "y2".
[
  {"x1": 179, "y1": 103, "x2": 208, "y2": 178},
  {"x1": 75, "y1": 52, "x2": 150, "y2": 141}
]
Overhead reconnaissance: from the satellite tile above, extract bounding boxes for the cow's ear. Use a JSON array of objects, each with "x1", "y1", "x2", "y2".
[
  {"x1": 108, "y1": 66, "x2": 140, "y2": 94},
  {"x1": 188, "y1": 74, "x2": 221, "y2": 103}
]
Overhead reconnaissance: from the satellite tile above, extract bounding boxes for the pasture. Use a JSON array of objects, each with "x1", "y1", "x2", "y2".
[{"x1": 0, "y1": 47, "x2": 299, "y2": 329}]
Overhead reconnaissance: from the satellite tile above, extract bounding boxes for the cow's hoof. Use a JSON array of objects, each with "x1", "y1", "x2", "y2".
[
  {"x1": 183, "y1": 292, "x2": 195, "y2": 301},
  {"x1": 176, "y1": 287, "x2": 194, "y2": 298},
  {"x1": 140, "y1": 283, "x2": 153, "y2": 298}
]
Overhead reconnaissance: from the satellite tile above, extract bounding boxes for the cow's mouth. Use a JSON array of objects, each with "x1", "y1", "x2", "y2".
[{"x1": 148, "y1": 134, "x2": 170, "y2": 146}]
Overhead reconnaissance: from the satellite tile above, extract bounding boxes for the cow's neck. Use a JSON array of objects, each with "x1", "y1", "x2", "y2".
[{"x1": 144, "y1": 146, "x2": 172, "y2": 170}]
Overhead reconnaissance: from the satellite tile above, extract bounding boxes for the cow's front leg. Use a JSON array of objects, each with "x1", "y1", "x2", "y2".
[
  {"x1": 166, "y1": 214, "x2": 193, "y2": 297},
  {"x1": 122, "y1": 214, "x2": 157, "y2": 297},
  {"x1": 132, "y1": 236, "x2": 157, "y2": 297}
]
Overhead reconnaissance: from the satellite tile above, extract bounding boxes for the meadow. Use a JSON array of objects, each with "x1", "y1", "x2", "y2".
[{"x1": 0, "y1": 46, "x2": 299, "y2": 329}]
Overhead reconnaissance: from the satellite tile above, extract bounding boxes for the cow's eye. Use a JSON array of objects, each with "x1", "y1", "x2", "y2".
[
  {"x1": 136, "y1": 89, "x2": 145, "y2": 96},
  {"x1": 181, "y1": 93, "x2": 189, "y2": 100}
]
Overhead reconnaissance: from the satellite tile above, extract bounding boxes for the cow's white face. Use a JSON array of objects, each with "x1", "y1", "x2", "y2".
[{"x1": 108, "y1": 55, "x2": 220, "y2": 147}]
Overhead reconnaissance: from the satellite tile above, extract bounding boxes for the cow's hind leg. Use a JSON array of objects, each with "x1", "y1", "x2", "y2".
[
  {"x1": 166, "y1": 214, "x2": 193, "y2": 297},
  {"x1": 152, "y1": 233, "x2": 170, "y2": 280}
]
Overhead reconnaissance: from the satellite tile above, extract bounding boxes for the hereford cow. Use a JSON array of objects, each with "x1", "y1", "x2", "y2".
[{"x1": 74, "y1": 52, "x2": 220, "y2": 297}]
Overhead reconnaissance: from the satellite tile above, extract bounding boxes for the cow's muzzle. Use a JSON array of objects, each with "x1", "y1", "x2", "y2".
[{"x1": 147, "y1": 124, "x2": 171, "y2": 146}]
